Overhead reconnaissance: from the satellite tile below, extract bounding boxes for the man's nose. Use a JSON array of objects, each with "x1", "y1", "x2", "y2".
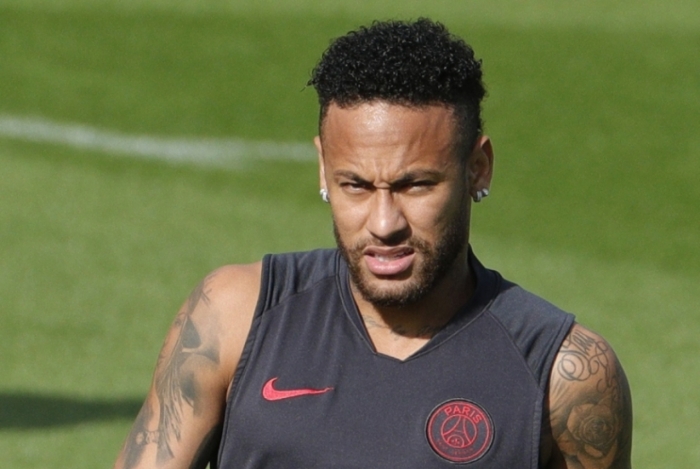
[{"x1": 366, "y1": 189, "x2": 409, "y2": 243}]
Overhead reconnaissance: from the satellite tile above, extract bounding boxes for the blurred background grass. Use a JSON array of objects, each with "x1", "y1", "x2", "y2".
[{"x1": 1, "y1": 0, "x2": 698, "y2": 467}]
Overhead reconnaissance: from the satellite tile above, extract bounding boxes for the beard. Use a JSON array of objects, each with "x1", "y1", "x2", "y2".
[{"x1": 334, "y1": 203, "x2": 468, "y2": 308}]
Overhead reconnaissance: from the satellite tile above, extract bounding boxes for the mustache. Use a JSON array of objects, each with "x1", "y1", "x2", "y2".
[
  {"x1": 331, "y1": 216, "x2": 417, "y2": 250},
  {"x1": 341, "y1": 235, "x2": 431, "y2": 253},
  {"x1": 332, "y1": 216, "x2": 432, "y2": 253}
]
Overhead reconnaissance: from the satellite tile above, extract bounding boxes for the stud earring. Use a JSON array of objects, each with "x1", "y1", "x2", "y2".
[
  {"x1": 474, "y1": 188, "x2": 489, "y2": 203},
  {"x1": 320, "y1": 188, "x2": 330, "y2": 203}
]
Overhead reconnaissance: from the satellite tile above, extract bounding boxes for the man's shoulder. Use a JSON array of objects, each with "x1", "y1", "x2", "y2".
[
  {"x1": 264, "y1": 248, "x2": 339, "y2": 272},
  {"x1": 490, "y1": 276, "x2": 572, "y2": 319},
  {"x1": 205, "y1": 261, "x2": 263, "y2": 303},
  {"x1": 480, "y1": 270, "x2": 576, "y2": 389},
  {"x1": 207, "y1": 248, "x2": 339, "y2": 311},
  {"x1": 470, "y1": 252, "x2": 573, "y2": 325},
  {"x1": 257, "y1": 248, "x2": 341, "y2": 307},
  {"x1": 193, "y1": 262, "x2": 263, "y2": 339},
  {"x1": 485, "y1": 273, "x2": 576, "y2": 338}
]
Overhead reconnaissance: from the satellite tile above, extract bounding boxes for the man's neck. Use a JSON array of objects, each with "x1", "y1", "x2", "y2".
[{"x1": 352, "y1": 251, "x2": 475, "y2": 360}]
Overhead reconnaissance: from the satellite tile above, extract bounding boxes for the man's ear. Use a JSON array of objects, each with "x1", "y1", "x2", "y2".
[
  {"x1": 314, "y1": 135, "x2": 327, "y2": 192},
  {"x1": 468, "y1": 135, "x2": 494, "y2": 195}
]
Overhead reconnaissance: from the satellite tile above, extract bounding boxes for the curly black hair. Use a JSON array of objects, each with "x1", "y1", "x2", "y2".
[{"x1": 308, "y1": 18, "x2": 486, "y2": 151}]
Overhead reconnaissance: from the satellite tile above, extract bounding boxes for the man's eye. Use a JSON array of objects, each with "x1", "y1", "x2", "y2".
[
  {"x1": 403, "y1": 181, "x2": 435, "y2": 192},
  {"x1": 341, "y1": 182, "x2": 368, "y2": 193}
]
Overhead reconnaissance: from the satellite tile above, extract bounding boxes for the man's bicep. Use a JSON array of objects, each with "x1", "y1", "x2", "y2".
[
  {"x1": 546, "y1": 323, "x2": 633, "y2": 469},
  {"x1": 114, "y1": 272, "x2": 233, "y2": 469}
]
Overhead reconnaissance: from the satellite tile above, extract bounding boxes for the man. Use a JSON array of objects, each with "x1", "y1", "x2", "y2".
[{"x1": 114, "y1": 18, "x2": 632, "y2": 469}]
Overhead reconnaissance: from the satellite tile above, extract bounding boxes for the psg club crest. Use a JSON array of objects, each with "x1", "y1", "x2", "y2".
[{"x1": 426, "y1": 399, "x2": 494, "y2": 463}]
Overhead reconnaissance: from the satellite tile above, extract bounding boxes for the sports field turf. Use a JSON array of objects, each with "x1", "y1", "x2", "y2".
[{"x1": 1, "y1": 0, "x2": 698, "y2": 467}]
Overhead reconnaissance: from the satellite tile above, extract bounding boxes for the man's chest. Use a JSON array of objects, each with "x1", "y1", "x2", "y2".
[{"x1": 218, "y1": 299, "x2": 543, "y2": 468}]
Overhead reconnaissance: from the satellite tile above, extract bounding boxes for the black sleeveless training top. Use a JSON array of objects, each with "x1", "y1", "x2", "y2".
[{"x1": 216, "y1": 249, "x2": 574, "y2": 468}]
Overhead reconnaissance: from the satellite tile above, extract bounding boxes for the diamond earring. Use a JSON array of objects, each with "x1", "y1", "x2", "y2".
[{"x1": 474, "y1": 188, "x2": 489, "y2": 202}]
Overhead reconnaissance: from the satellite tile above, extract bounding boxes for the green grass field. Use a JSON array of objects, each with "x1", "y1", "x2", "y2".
[{"x1": 1, "y1": 0, "x2": 698, "y2": 467}]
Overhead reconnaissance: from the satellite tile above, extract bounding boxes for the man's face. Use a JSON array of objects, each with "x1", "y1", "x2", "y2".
[{"x1": 315, "y1": 102, "x2": 489, "y2": 308}]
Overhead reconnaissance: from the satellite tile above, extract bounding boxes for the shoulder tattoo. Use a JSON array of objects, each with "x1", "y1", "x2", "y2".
[{"x1": 548, "y1": 326, "x2": 633, "y2": 469}]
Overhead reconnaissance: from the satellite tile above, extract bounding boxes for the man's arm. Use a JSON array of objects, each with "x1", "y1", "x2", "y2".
[
  {"x1": 543, "y1": 323, "x2": 633, "y2": 469},
  {"x1": 113, "y1": 263, "x2": 261, "y2": 469}
]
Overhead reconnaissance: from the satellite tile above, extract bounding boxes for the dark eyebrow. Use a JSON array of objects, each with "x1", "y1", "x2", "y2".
[
  {"x1": 392, "y1": 170, "x2": 444, "y2": 185},
  {"x1": 333, "y1": 170, "x2": 368, "y2": 183},
  {"x1": 333, "y1": 169, "x2": 444, "y2": 185}
]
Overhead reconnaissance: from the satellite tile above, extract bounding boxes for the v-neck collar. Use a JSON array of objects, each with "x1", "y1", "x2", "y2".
[{"x1": 334, "y1": 247, "x2": 500, "y2": 362}]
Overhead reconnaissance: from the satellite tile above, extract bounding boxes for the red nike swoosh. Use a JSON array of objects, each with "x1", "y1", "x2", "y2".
[{"x1": 262, "y1": 377, "x2": 333, "y2": 401}]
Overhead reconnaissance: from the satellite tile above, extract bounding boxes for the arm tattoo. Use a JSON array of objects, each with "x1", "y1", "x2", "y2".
[
  {"x1": 153, "y1": 276, "x2": 221, "y2": 464},
  {"x1": 548, "y1": 328, "x2": 632, "y2": 469},
  {"x1": 122, "y1": 402, "x2": 154, "y2": 468},
  {"x1": 121, "y1": 275, "x2": 222, "y2": 468},
  {"x1": 556, "y1": 331, "x2": 610, "y2": 385}
]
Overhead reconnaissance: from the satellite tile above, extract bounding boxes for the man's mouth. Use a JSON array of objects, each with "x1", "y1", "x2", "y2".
[{"x1": 363, "y1": 247, "x2": 416, "y2": 276}]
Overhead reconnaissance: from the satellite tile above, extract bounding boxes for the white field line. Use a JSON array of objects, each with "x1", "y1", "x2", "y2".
[{"x1": 0, "y1": 115, "x2": 316, "y2": 167}]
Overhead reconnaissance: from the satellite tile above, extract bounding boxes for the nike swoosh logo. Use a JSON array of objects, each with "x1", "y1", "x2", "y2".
[{"x1": 262, "y1": 377, "x2": 333, "y2": 401}]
